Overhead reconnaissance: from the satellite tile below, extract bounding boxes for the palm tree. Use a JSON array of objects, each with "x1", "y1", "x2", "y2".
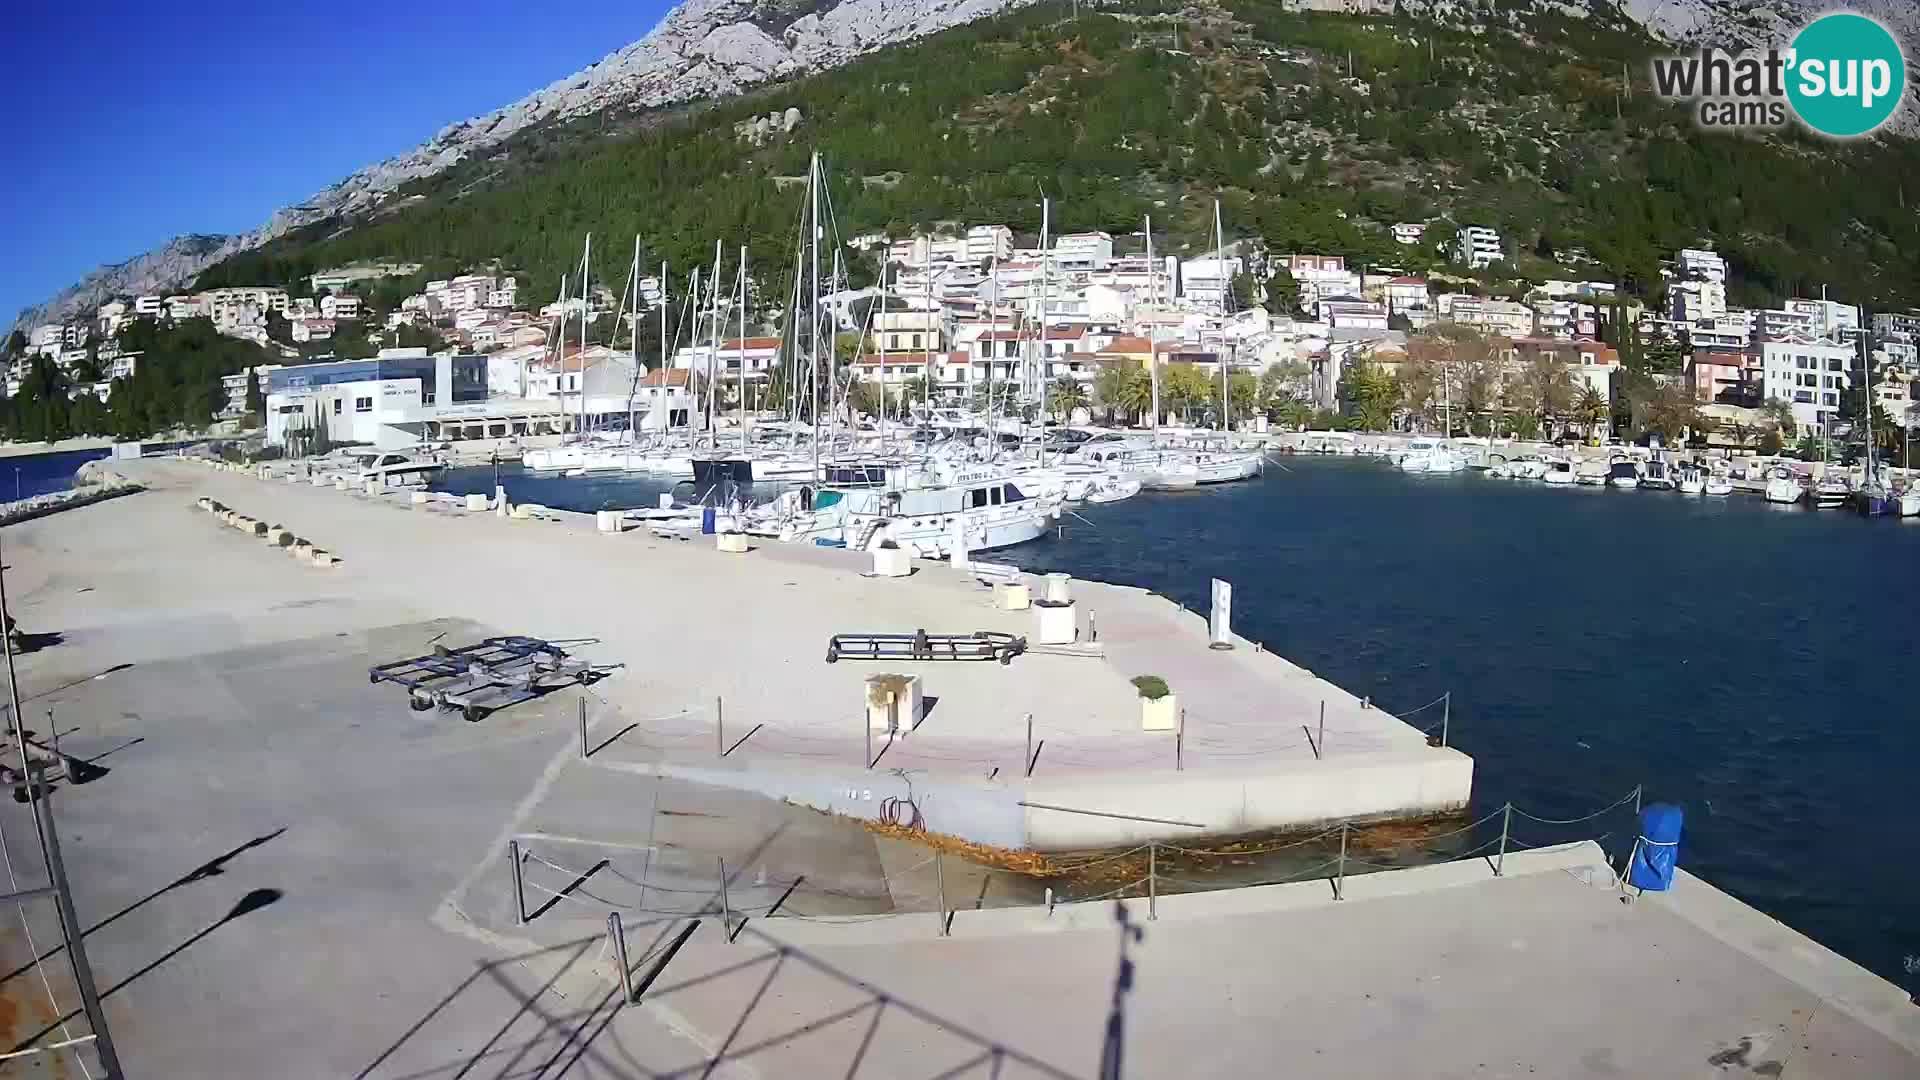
[
  {"x1": 1573, "y1": 385, "x2": 1608, "y2": 441},
  {"x1": 1727, "y1": 421, "x2": 1751, "y2": 449},
  {"x1": 1092, "y1": 367, "x2": 1129, "y2": 423},
  {"x1": 1049, "y1": 375, "x2": 1087, "y2": 423},
  {"x1": 900, "y1": 375, "x2": 932, "y2": 409}
]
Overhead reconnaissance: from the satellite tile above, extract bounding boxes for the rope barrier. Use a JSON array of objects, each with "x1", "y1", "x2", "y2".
[
  {"x1": 1508, "y1": 788, "x2": 1639, "y2": 826},
  {"x1": 1158, "y1": 825, "x2": 1341, "y2": 857}
]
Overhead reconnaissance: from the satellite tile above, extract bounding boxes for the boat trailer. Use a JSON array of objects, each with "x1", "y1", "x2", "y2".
[
  {"x1": 368, "y1": 636, "x2": 605, "y2": 722},
  {"x1": 825, "y1": 629, "x2": 1027, "y2": 665}
]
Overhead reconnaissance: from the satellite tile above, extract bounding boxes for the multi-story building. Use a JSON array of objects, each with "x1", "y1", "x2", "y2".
[
  {"x1": 1871, "y1": 310, "x2": 1920, "y2": 341},
  {"x1": 669, "y1": 337, "x2": 782, "y2": 383},
  {"x1": 487, "y1": 280, "x2": 517, "y2": 309},
  {"x1": 867, "y1": 311, "x2": 944, "y2": 355},
  {"x1": 265, "y1": 350, "x2": 490, "y2": 449},
  {"x1": 319, "y1": 294, "x2": 362, "y2": 321},
  {"x1": 1318, "y1": 298, "x2": 1389, "y2": 331},
  {"x1": 96, "y1": 300, "x2": 130, "y2": 338},
  {"x1": 1688, "y1": 349, "x2": 1761, "y2": 406},
  {"x1": 1435, "y1": 294, "x2": 1534, "y2": 337},
  {"x1": 1676, "y1": 248, "x2": 1728, "y2": 283},
  {"x1": 1381, "y1": 277, "x2": 1432, "y2": 327},
  {"x1": 1760, "y1": 338, "x2": 1853, "y2": 434},
  {"x1": 133, "y1": 294, "x2": 164, "y2": 318},
  {"x1": 1391, "y1": 222, "x2": 1427, "y2": 246},
  {"x1": 966, "y1": 225, "x2": 1013, "y2": 263},
  {"x1": 108, "y1": 352, "x2": 141, "y2": 380},
  {"x1": 1180, "y1": 256, "x2": 1243, "y2": 311},
  {"x1": 1669, "y1": 278, "x2": 1727, "y2": 323},
  {"x1": 1453, "y1": 226, "x2": 1504, "y2": 269},
  {"x1": 1688, "y1": 313, "x2": 1754, "y2": 351},
  {"x1": 1052, "y1": 232, "x2": 1114, "y2": 271},
  {"x1": 1784, "y1": 297, "x2": 1860, "y2": 338},
  {"x1": 1755, "y1": 306, "x2": 1820, "y2": 342},
  {"x1": 291, "y1": 318, "x2": 336, "y2": 343},
  {"x1": 165, "y1": 295, "x2": 207, "y2": 320},
  {"x1": 1531, "y1": 300, "x2": 1599, "y2": 340},
  {"x1": 1279, "y1": 255, "x2": 1359, "y2": 311}
]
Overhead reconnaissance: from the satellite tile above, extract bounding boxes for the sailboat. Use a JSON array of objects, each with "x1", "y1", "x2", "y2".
[{"x1": 1855, "y1": 320, "x2": 1890, "y2": 516}]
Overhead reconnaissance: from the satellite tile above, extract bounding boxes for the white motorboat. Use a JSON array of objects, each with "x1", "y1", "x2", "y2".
[
  {"x1": 1763, "y1": 467, "x2": 1802, "y2": 504},
  {"x1": 354, "y1": 451, "x2": 445, "y2": 488},
  {"x1": 1398, "y1": 439, "x2": 1466, "y2": 474},
  {"x1": 1703, "y1": 473, "x2": 1734, "y2": 496},
  {"x1": 1192, "y1": 451, "x2": 1264, "y2": 484},
  {"x1": 1574, "y1": 460, "x2": 1609, "y2": 486},
  {"x1": 747, "y1": 479, "x2": 1059, "y2": 558},
  {"x1": 1676, "y1": 465, "x2": 1705, "y2": 494},
  {"x1": 1084, "y1": 478, "x2": 1142, "y2": 504},
  {"x1": 1895, "y1": 486, "x2": 1920, "y2": 517},
  {"x1": 1640, "y1": 459, "x2": 1676, "y2": 491},
  {"x1": 1811, "y1": 477, "x2": 1850, "y2": 509},
  {"x1": 1487, "y1": 457, "x2": 1512, "y2": 479},
  {"x1": 1606, "y1": 461, "x2": 1641, "y2": 489},
  {"x1": 1509, "y1": 455, "x2": 1550, "y2": 480},
  {"x1": 1543, "y1": 460, "x2": 1576, "y2": 485}
]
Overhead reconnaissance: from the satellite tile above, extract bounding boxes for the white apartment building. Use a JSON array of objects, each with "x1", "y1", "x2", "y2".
[
  {"x1": 1760, "y1": 338, "x2": 1853, "y2": 434},
  {"x1": 165, "y1": 295, "x2": 207, "y2": 320},
  {"x1": 291, "y1": 318, "x2": 335, "y2": 343},
  {"x1": 967, "y1": 225, "x2": 1013, "y2": 263},
  {"x1": 1755, "y1": 306, "x2": 1819, "y2": 342},
  {"x1": 1053, "y1": 232, "x2": 1114, "y2": 271},
  {"x1": 1181, "y1": 256, "x2": 1243, "y2": 311},
  {"x1": 1676, "y1": 248, "x2": 1728, "y2": 283},
  {"x1": 1531, "y1": 300, "x2": 1599, "y2": 340},
  {"x1": 487, "y1": 280, "x2": 518, "y2": 309},
  {"x1": 1533, "y1": 280, "x2": 1617, "y2": 301},
  {"x1": 1436, "y1": 294, "x2": 1534, "y2": 337},
  {"x1": 1669, "y1": 278, "x2": 1727, "y2": 323},
  {"x1": 1689, "y1": 313, "x2": 1754, "y2": 351},
  {"x1": 1391, "y1": 222, "x2": 1427, "y2": 246},
  {"x1": 1319, "y1": 299, "x2": 1390, "y2": 331},
  {"x1": 320, "y1": 294, "x2": 362, "y2": 321},
  {"x1": 28, "y1": 325, "x2": 62, "y2": 355},
  {"x1": 1453, "y1": 226, "x2": 1504, "y2": 269},
  {"x1": 206, "y1": 287, "x2": 289, "y2": 318},
  {"x1": 1381, "y1": 277, "x2": 1430, "y2": 325},
  {"x1": 133, "y1": 294, "x2": 164, "y2": 317},
  {"x1": 670, "y1": 337, "x2": 782, "y2": 382},
  {"x1": 868, "y1": 311, "x2": 943, "y2": 355},
  {"x1": 109, "y1": 352, "x2": 140, "y2": 380},
  {"x1": 453, "y1": 308, "x2": 492, "y2": 332},
  {"x1": 96, "y1": 300, "x2": 130, "y2": 337},
  {"x1": 1785, "y1": 297, "x2": 1860, "y2": 337}
]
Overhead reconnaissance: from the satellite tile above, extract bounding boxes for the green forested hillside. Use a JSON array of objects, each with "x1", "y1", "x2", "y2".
[{"x1": 196, "y1": 0, "x2": 1920, "y2": 315}]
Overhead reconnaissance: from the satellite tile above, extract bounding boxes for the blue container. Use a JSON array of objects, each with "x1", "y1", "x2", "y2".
[
  {"x1": 813, "y1": 538, "x2": 847, "y2": 548},
  {"x1": 701, "y1": 507, "x2": 716, "y2": 534},
  {"x1": 1627, "y1": 803, "x2": 1683, "y2": 891}
]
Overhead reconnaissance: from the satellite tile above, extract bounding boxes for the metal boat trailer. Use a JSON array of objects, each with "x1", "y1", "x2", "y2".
[
  {"x1": 368, "y1": 636, "x2": 602, "y2": 722},
  {"x1": 825, "y1": 629, "x2": 1026, "y2": 665}
]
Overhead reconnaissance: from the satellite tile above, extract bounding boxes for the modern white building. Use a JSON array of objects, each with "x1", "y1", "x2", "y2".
[
  {"x1": 1669, "y1": 278, "x2": 1727, "y2": 323},
  {"x1": 1435, "y1": 294, "x2": 1534, "y2": 337},
  {"x1": 1784, "y1": 297, "x2": 1860, "y2": 338},
  {"x1": 1180, "y1": 256, "x2": 1242, "y2": 311},
  {"x1": 1759, "y1": 338, "x2": 1853, "y2": 435},
  {"x1": 1391, "y1": 222, "x2": 1427, "y2": 246},
  {"x1": 133, "y1": 295, "x2": 164, "y2": 317},
  {"x1": 265, "y1": 351, "x2": 491, "y2": 449},
  {"x1": 1689, "y1": 313, "x2": 1754, "y2": 351},
  {"x1": 967, "y1": 225, "x2": 1013, "y2": 263},
  {"x1": 1675, "y1": 248, "x2": 1728, "y2": 283},
  {"x1": 1453, "y1": 226, "x2": 1504, "y2": 269},
  {"x1": 320, "y1": 294, "x2": 362, "y2": 321},
  {"x1": 1381, "y1": 277, "x2": 1431, "y2": 326},
  {"x1": 1052, "y1": 232, "x2": 1114, "y2": 271}
]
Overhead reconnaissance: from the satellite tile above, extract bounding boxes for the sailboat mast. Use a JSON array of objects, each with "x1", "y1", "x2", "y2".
[
  {"x1": 809, "y1": 150, "x2": 822, "y2": 483},
  {"x1": 625, "y1": 235, "x2": 640, "y2": 439},
  {"x1": 1215, "y1": 199, "x2": 1228, "y2": 435},
  {"x1": 706, "y1": 240, "x2": 722, "y2": 442},
  {"x1": 1039, "y1": 196, "x2": 1050, "y2": 466},
  {"x1": 1147, "y1": 213, "x2": 1159, "y2": 438},
  {"x1": 738, "y1": 246, "x2": 748, "y2": 452},
  {"x1": 580, "y1": 233, "x2": 591, "y2": 442},
  {"x1": 658, "y1": 260, "x2": 668, "y2": 433}
]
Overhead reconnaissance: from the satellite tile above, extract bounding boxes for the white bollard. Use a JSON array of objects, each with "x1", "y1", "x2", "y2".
[
  {"x1": 947, "y1": 515, "x2": 971, "y2": 571},
  {"x1": 596, "y1": 510, "x2": 621, "y2": 533},
  {"x1": 464, "y1": 493, "x2": 488, "y2": 512}
]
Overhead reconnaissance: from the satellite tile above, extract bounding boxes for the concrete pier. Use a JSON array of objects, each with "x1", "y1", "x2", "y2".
[
  {"x1": 112, "y1": 459, "x2": 1468, "y2": 849},
  {"x1": 0, "y1": 464, "x2": 1911, "y2": 1077}
]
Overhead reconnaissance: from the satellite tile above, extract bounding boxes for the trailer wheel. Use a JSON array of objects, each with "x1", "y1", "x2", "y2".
[
  {"x1": 999, "y1": 650, "x2": 1013, "y2": 666},
  {"x1": 369, "y1": 671, "x2": 381, "y2": 685},
  {"x1": 463, "y1": 705, "x2": 486, "y2": 723},
  {"x1": 825, "y1": 645, "x2": 839, "y2": 664},
  {"x1": 409, "y1": 693, "x2": 432, "y2": 712}
]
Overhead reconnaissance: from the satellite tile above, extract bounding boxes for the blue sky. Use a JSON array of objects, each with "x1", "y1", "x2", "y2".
[{"x1": 1, "y1": 2, "x2": 675, "y2": 324}]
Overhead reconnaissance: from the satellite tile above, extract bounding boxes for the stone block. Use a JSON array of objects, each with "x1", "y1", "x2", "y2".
[
  {"x1": 994, "y1": 582, "x2": 1031, "y2": 611},
  {"x1": 306, "y1": 549, "x2": 338, "y2": 567},
  {"x1": 1140, "y1": 693, "x2": 1178, "y2": 732},
  {"x1": 1033, "y1": 600, "x2": 1076, "y2": 645},
  {"x1": 865, "y1": 673, "x2": 922, "y2": 733},
  {"x1": 464, "y1": 493, "x2": 489, "y2": 512},
  {"x1": 410, "y1": 491, "x2": 430, "y2": 505},
  {"x1": 716, "y1": 532, "x2": 750, "y2": 553},
  {"x1": 871, "y1": 546, "x2": 911, "y2": 577}
]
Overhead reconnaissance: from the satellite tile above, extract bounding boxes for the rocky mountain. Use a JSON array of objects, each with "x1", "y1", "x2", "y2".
[{"x1": 15, "y1": 0, "x2": 1919, "y2": 329}]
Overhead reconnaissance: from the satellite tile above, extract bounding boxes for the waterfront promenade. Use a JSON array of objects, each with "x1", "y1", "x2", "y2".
[{"x1": 0, "y1": 463, "x2": 1913, "y2": 1076}]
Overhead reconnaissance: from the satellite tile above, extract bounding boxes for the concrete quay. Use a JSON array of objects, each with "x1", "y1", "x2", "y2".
[
  {"x1": 0, "y1": 466, "x2": 1913, "y2": 1077},
  {"x1": 102, "y1": 458, "x2": 1470, "y2": 850}
]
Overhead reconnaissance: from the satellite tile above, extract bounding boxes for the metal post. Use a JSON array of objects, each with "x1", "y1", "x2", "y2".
[
  {"x1": 1148, "y1": 843, "x2": 1157, "y2": 920},
  {"x1": 718, "y1": 857, "x2": 731, "y2": 938},
  {"x1": 1316, "y1": 701, "x2": 1325, "y2": 761},
  {"x1": 1336, "y1": 822, "x2": 1348, "y2": 900},
  {"x1": 1495, "y1": 803, "x2": 1511, "y2": 877},
  {"x1": 1046, "y1": 887, "x2": 1054, "y2": 917},
  {"x1": 1633, "y1": 784, "x2": 1643, "y2": 815},
  {"x1": 1025, "y1": 713, "x2": 1033, "y2": 774},
  {"x1": 1442, "y1": 691, "x2": 1450, "y2": 748},
  {"x1": 935, "y1": 851, "x2": 949, "y2": 937},
  {"x1": 716, "y1": 695, "x2": 724, "y2": 758},
  {"x1": 1362, "y1": 695, "x2": 1369, "y2": 710},
  {"x1": 510, "y1": 840, "x2": 527, "y2": 923},
  {"x1": 865, "y1": 714, "x2": 872, "y2": 770},
  {"x1": 30, "y1": 766, "x2": 125, "y2": 1079},
  {"x1": 578, "y1": 696, "x2": 588, "y2": 760},
  {"x1": 609, "y1": 911, "x2": 634, "y2": 1005}
]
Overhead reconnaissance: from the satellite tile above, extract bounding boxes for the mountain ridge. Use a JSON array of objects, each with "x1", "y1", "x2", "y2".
[{"x1": 14, "y1": 0, "x2": 1919, "y2": 329}]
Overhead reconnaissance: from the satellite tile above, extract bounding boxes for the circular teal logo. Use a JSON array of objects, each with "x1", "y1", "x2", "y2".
[{"x1": 1787, "y1": 13, "x2": 1907, "y2": 138}]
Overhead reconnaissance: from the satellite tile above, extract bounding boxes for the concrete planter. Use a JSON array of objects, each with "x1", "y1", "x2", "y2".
[
  {"x1": 716, "y1": 532, "x2": 750, "y2": 553},
  {"x1": 994, "y1": 582, "x2": 1031, "y2": 611},
  {"x1": 1140, "y1": 693, "x2": 1178, "y2": 732},
  {"x1": 866, "y1": 673, "x2": 921, "y2": 733},
  {"x1": 596, "y1": 510, "x2": 622, "y2": 533},
  {"x1": 410, "y1": 491, "x2": 430, "y2": 505},
  {"x1": 871, "y1": 546, "x2": 911, "y2": 578},
  {"x1": 464, "y1": 493, "x2": 489, "y2": 513}
]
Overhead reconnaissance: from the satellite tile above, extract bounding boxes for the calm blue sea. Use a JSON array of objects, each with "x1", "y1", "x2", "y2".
[
  {"x1": 2, "y1": 447, "x2": 116, "y2": 501},
  {"x1": 439, "y1": 456, "x2": 1920, "y2": 992}
]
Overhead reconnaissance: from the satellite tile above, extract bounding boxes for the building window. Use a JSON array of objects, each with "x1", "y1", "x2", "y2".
[
  {"x1": 1828, "y1": 358, "x2": 1843, "y2": 372},
  {"x1": 332, "y1": 399, "x2": 342, "y2": 415},
  {"x1": 355, "y1": 396, "x2": 372, "y2": 413},
  {"x1": 1823, "y1": 393, "x2": 1838, "y2": 406}
]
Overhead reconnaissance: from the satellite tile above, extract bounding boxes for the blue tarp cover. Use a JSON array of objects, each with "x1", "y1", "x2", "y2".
[{"x1": 1627, "y1": 803, "x2": 1683, "y2": 891}]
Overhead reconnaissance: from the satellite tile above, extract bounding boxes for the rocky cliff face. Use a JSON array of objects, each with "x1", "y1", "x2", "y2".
[{"x1": 16, "y1": 0, "x2": 1918, "y2": 328}]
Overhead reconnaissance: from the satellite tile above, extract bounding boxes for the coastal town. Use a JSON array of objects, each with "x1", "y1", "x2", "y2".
[{"x1": 9, "y1": 212, "x2": 1917, "y2": 472}]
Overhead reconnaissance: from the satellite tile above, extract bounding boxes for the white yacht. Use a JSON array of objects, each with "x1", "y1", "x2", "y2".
[
  {"x1": 354, "y1": 451, "x2": 445, "y2": 488},
  {"x1": 1703, "y1": 472, "x2": 1734, "y2": 496},
  {"x1": 1574, "y1": 460, "x2": 1610, "y2": 486},
  {"x1": 1640, "y1": 459, "x2": 1675, "y2": 491},
  {"x1": 1606, "y1": 460, "x2": 1641, "y2": 489},
  {"x1": 1398, "y1": 440, "x2": 1465, "y2": 474},
  {"x1": 1543, "y1": 459, "x2": 1577, "y2": 485},
  {"x1": 1763, "y1": 467, "x2": 1802, "y2": 504},
  {"x1": 746, "y1": 479, "x2": 1059, "y2": 557},
  {"x1": 1676, "y1": 465, "x2": 1705, "y2": 494},
  {"x1": 1895, "y1": 485, "x2": 1920, "y2": 517}
]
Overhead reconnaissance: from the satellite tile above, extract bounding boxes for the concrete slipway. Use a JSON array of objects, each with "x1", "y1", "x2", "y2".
[{"x1": 0, "y1": 461, "x2": 1910, "y2": 1077}]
